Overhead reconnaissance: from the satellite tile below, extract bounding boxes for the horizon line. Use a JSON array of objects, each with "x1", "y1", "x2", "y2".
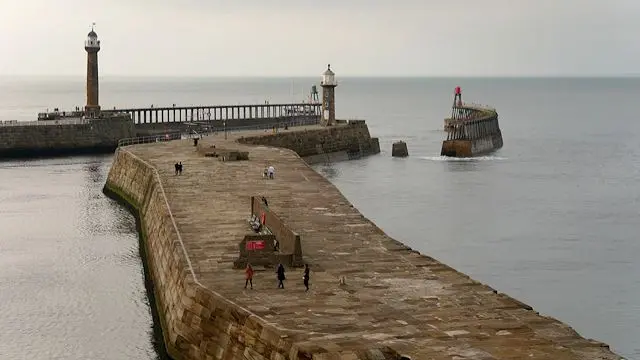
[{"x1": 2, "y1": 74, "x2": 640, "y2": 79}]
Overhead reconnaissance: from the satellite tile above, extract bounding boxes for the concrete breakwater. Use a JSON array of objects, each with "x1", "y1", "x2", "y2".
[
  {"x1": 104, "y1": 123, "x2": 620, "y2": 360},
  {"x1": 0, "y1": 115, "x2": 134, "y2": 158}
]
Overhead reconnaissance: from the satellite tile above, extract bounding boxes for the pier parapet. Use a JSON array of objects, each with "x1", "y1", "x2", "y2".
[
  {"x1": 233, "y1": 195, "x2": 304, "y2": 269},
  {"x1": 237, "y1": 119, "x2": 380, "y2": 163}
]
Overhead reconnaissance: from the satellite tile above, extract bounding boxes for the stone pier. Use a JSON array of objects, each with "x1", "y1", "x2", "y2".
[
  {"x1": 104, "y1": 123, "x2": 620, "y2": 360},
  {"x1": 0, "y1": 114, "x2": 134, "y2": 158}
]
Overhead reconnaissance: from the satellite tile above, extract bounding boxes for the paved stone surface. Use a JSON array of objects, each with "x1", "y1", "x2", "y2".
[{"x1": 125, "y1": 127, "x2": 620, "y2": 360}]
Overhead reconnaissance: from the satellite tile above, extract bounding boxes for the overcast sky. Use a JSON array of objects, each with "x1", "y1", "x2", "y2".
[{"x1": 0, "y1": 0, "x2": 638, "y2": 77}]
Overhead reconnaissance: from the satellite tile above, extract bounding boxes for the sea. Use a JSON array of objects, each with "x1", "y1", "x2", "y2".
[{"x1": 0, "y1": 77, "x2": 638, "y2": 359}]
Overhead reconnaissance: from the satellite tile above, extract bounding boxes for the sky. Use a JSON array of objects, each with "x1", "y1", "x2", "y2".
[{"x1": 0, "y1": 0, "x2": 638, "y2": 77}]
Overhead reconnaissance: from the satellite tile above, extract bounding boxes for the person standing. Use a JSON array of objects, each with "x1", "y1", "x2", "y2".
[
  {"x1": 244, "y1": 264, "x2": 254, "y2": 289},
  {"x1": 303, "y1": 264, "x2": 310, "y2": 292},
  {"x1": 276, "y1": 263, "x2": 286, "y2": 289}
]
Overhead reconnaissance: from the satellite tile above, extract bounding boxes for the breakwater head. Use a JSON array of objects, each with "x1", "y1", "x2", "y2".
[
  {"x1": 441, "y1": 104, "x2": 504, "y2": 158},
  {"x1": 103, "y1": 121, "x2": 620, "y2": 360},
  {"x1": 441, "y1": 88, "x2": 504, "y2": 158}
]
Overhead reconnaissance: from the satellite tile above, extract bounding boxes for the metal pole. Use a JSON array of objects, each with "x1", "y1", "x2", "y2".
[{"x1": 224, "y1": 119, "x2": 227, "y2": 139}]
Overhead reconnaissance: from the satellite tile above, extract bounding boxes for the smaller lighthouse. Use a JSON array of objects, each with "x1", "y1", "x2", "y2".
[
  {"x1": 84, "y1": 24, "x2": 101, "y2": 118},
  {"x1": 320, "y1": 64, "x2": 337, "y2": 126}
]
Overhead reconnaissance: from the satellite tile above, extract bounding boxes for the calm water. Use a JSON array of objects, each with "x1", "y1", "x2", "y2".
[
  {"x1": 0, "y1": 155, "x2": 162, "y2": 359},
  {"x1": 0, "y1": 77, "x2": 638, "y2": 359}
]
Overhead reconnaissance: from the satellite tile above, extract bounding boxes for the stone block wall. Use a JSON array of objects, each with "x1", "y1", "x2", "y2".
[
  {"x1": 104, "y1": 150, "x2": 310, "y2": 360},
  {"x1": 0, "y1": 115, "x2": 135, "y2": 157},
  {"x1": 440, "y1": 139, "x2": 472, "y2": 157},
  {"x1": 233, "y1": 234, "x2": 295, "y2": 269},
  {"x1": 237, "y1": 120, "x2": 380, "y2": 158},
  {"x1": 250, "y1": 196, "x2": 303, "y2": 267},
  {"x1": 195, "y1": 144, "x2": 250, "y2": 161}
]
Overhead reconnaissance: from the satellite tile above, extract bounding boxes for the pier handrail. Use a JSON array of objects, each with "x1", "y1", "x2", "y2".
[
  {"x1": 0, "y1": 118, "x2": 90, "y2": 127},
  {"x1": 117, "y1": 132, "x2": 182, "y2": 147},
  {"x1": 456, "y1": 102, "x2": 497, "y2": 112},
  {"x1": 110, "y1": 102, "x2": 321, "y2": 112},
  {"x1": 33, "y1": 102, "x2": 323, "y2": 118},
  {"x1": 205, "y1": 117, "x2": 317, "y2": 133}
]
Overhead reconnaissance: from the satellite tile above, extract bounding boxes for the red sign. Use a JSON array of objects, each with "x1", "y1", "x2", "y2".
[{"x1": 246, "y1": 240, "x2": 266, "y2": 251}]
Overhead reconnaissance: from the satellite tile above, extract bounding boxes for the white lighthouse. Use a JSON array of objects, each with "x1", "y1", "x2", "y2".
[{"x1": 320, "y1": 64, "x2": 337, "y2": 126}]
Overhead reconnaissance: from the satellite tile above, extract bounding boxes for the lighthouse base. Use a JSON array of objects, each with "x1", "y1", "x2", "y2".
[{"x1": 85, "y1": 105, "x2": 101, "y2": 119}]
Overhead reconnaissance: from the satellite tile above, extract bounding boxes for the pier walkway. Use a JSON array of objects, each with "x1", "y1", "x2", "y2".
[{"x1": 122, "y1": 127, "x2": 619, "y2": 360}]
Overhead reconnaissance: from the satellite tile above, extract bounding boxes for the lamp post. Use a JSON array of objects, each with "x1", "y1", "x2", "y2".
[{"x1": 224, "y1": 119, "x2": 227, "y2": 140}]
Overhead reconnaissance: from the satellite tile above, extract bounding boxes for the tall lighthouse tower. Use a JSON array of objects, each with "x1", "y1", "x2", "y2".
[
  {"x1": 320, "y1": 64, "x2": 337, "y2": 126},
  {"x1": 84, "y1": 24, "x2": 101, "y2": 118}
]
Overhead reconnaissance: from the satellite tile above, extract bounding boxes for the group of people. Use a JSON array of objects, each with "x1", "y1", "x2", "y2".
[
  {"x1": 263, "y1": 165, "x2": 275, "y2": 179},
  {"x1": 244, "y1": 263, "x2": 310, "y2": 292},
  {"x1": 174, "y1": 162, "x2": 184, "y2": 175}
]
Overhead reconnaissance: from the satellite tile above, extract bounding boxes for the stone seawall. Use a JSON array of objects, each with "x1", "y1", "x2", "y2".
[
  {"x1": 237, "y1": 120, "x2": 380, "y2": 160},
  {"x1": 104, "y1": 150, "x2": 305, "y2": 360},
  {"x1": 0, "y1": 115, "x2": 134, "y2": 158}
]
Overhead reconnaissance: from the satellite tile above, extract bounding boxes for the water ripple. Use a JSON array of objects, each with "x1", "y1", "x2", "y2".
[{"x1": 0, "y1": 156, "x2": 160, "y2": 360}]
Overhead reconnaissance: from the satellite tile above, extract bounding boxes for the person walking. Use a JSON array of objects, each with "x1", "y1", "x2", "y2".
[
  {"x1": 244, "y1": 264, "x2": 254, "y2": 289},
  {"x1": 276, "y1": 263, "x2": 286, "y2": 289},
  {"x1": 303, "y1": 264, "x2": 310, "y2": 292}
]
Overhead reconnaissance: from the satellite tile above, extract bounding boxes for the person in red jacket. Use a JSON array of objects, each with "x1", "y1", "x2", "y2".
[{"x1": 244, "y1": 264, "x2": 254, "y2": 289}]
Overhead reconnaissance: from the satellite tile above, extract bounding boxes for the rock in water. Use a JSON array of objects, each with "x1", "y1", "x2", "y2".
[{"x1": 392, "y1": 141, "x2": 409, "y2": 157}]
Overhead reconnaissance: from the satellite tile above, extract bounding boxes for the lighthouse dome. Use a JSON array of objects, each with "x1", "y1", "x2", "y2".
[
  {"x1": 321, "y1": 64, "x2": 336, "y2": 86},
  {"x1": 85, "y1": 26, "x2": 100, "y2": 50}
]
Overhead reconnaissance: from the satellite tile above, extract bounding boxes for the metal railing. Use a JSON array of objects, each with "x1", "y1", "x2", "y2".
[
  {"x1": 0, "y1": 118, "x2": 90, "y2": 127},
  {"x1": 460, "y1": 102, "x2": 497, "y2": 111},
  {"x1": 118, "y1": 132, "x2": 182, "y2": 147},
  {"x1": 208, "y1": 117, "x2": 319, "y2": 134},
  {"x1": 112, "y1": 102, "x2": 321, "y2": 112}
]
